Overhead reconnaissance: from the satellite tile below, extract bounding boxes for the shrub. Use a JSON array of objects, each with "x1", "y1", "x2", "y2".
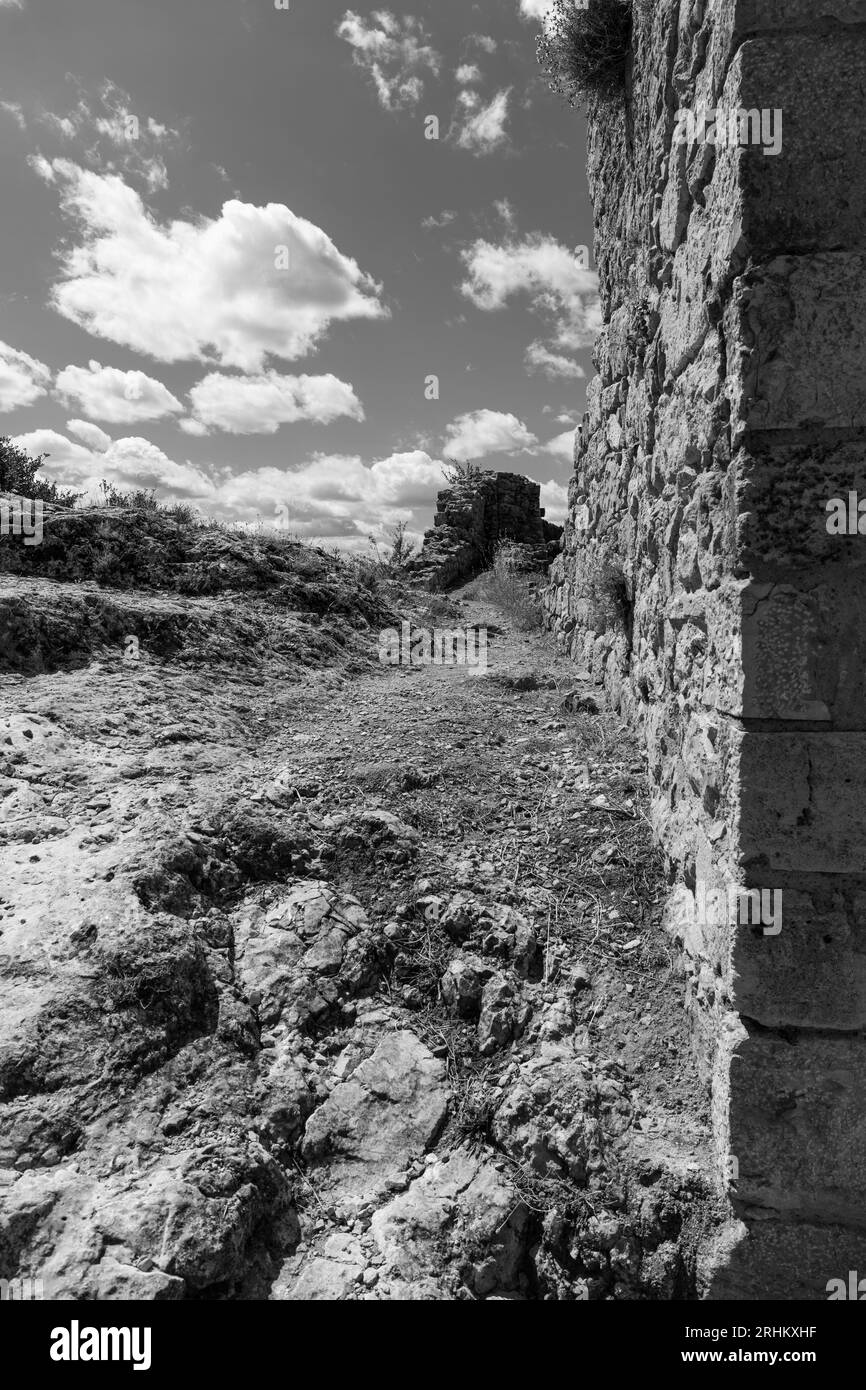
[
  {"x1": 96, "y1": 479, "x2": 198, "y2": 525},
  {"x1": 98, "y1": 479, "x2": 159, "y2": 510},
  {"x1": 442, "y1": 460, "x2": 482, "y2": 487},
  {"x1": 367, "y1": 520, "x2": 417, "y2": 573},
  {"x1": 0, "y1": 437, "x2": 78, "y2": 505},
  {"x1": 347, "y1": 552, "x2": 384, "y2": 597},
  {"x1": 536, "y1": 0, "x2": 635, "y2": 109},
  {"x1": 386, "y1": 520, "x2": 417, "y2": 569},
  {"x1": 477, "y1": 541, "x2": 543, "y2": 632}
]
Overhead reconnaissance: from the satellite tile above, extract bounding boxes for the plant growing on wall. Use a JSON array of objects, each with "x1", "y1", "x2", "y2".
[
  {"x1": 442, "y1": 460, "x2": 483, "y2": 486},
  {"x1": 535, "y1": 0, "x2": 638, "y2": 109},
  {"x1": 582, "y1": 551, "x2": 633, "y2": 649}
]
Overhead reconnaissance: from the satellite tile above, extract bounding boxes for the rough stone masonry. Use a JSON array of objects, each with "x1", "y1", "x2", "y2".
[
  {"x1": 543, "y1": 0, "x2": 866, "y2": 1298},
  {"x1": 407, "y1": 471, "x2": 562, "y2": 590}
]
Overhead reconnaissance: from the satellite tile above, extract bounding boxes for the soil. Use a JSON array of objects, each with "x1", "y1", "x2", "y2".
[{"x1": 0, "y1": 568, "x2": 727, "y2": 1300}]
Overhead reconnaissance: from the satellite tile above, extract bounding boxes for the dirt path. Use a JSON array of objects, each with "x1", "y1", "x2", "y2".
[{"x1": 0, "y1": 581, "x2": 724, "y2": 1300}]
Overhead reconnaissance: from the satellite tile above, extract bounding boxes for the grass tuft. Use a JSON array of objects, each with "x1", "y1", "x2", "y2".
[{"x1": 536, "y1": 0, "x2": 637, "y2": 109}]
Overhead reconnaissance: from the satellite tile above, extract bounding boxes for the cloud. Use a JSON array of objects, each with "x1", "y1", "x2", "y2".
[
  {"x1": 456, "y1": 64, "x2": 482, "y2": 84},
  {"x1": 525, "y1": 341, "x2": 586, "y2": 379},
  {"x1": 55, "y1": 360, "x2": 184, "y2": 423},
  {"x1": 540, "y1": 429, "x2": 575, "y2": 463},
  {"x1": 205, "y1": 449, "x2": 446, "y2": 540},
  {"x1": 0, "y1": 1, "x2": 25, "y2": 8},
  {"x1": 443, "y1": 409, "x2": 537, "y2": 463},
  {"x1": 471, "y1": 35, "x2": 498, "y2": 53},
  {"x1": 421, "y1": 210, "x2": 457, "y2": 230},
  {"x1": 0, "y1": 100, "x2": 26, "y2": 130},
  {"x1": 539, "y1": 478, "x2": 568, "y2": 523},
  {"x1": 518, "y1": 0, "x2": 554, "y2": 19},
  {"x1": 461, "y1": 231, "x2": 600, "y2": 368},
  {"x1": 33, "y1": 160, "x2": 387, "y2": 370},
  {"x1": 11, "y1": 425, "x2": 445, "y2": 547},
  {"x1": 454, "y1": 89, "x2": 511, "y2": 154},
  {"x1": 337, "y1": 11, "x2": 440, "y2": 110},
  {"x1": 66, "y1": 419, "x2": 113, "y2": 451},
  {"x1": 40, "y1": 80, "x2": 180, "y2": 193},
  {"x1": 0, "y1": 340, "x2": 51, "y2": 410},
  {"x1": 494, "y1": 198, "x2": 517, "y2": 230},
  {"x1": 461, "y1": 232, "x2": 598, "y2": 322},
  {"x1": 28, "y1": 153, "x2": 55, "y2": 182},
  {"x1": 185, "y1": 371, "x2": 364, "y2": 435},
  {"x1": 11, "y1": 428, "x2": 217, "y2": 503}
]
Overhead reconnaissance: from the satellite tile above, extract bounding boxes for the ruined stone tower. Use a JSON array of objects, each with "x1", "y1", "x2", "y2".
[{"x1": 544, "y1": 0, "x2": 866, "y2": 1297}]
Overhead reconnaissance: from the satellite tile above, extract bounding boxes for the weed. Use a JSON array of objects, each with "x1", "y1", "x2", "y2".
[
  {"x1": 582, "y1": 553, "x2": 632, "y2": 635},
  {"x1": 475, "y1": 542, "x2": 544, "y2": 632},
  {"x1": 536, "y1": 0, "x2": 637, "y2": 109}
]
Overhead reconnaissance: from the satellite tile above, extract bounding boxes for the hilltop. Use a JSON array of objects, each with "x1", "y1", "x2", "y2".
[{"x1": 0, "y1": 501, "x2": 403, "y2": 678}]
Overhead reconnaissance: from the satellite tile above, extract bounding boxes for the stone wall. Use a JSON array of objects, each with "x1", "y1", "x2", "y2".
[
  {"x1": 407, "y1": 471, "x2": 561, "y2": 591},
  {"x1": 543, "y1": 0, "x2": 866, "y2": 1298}
]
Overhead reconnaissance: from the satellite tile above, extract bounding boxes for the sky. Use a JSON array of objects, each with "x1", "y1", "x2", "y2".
[{"x1": 0, "y1": 0, "x2": 598, "y2": 549}]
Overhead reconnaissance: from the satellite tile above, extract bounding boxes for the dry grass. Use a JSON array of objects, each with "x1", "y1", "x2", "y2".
[
  {"x1": 536, "y1": 0, "x2": 637, "y2": 110},
  {"x1": 473, "y1": 543, "x2": 544, "y2": 632}
]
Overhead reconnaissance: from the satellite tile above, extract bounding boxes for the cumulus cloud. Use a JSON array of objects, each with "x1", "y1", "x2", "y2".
[
  {"x1": 66, "y1": 419, "x2": 113, "y2": 451},
  {"x1": 525, "y1": 341, "x2": 586, "y2": 379},
  {"x1": 206, "y1": 449, "x2": 446, "y2": 543},
  {"x1": 178, "y1": 418, "x2": 209, "y2": 438},
  {"x1": 55, "y1": 360, "x2": 184, "y2": 423},
  {"x1": 540, "y1": 429, "x2": 576, "y2": 463},
  {"x1": 461, "y1": 231, "x2": 600, "y2": 372},
  {"x1": 454, "y1": 89, "x2": 511, "y2": 154},
  {"x1": 518, "y1": 0, "x2": 554, "y2": 19},
  {"x1": 539, "y1": 478, "x2": 568, "y2": 523},
  {"x1": 11, "y1": 427, "x2": 446, "y2": 547},
  {"x1": 185, "y1": 371, "x2": 364, "y2": 436},
  {"x1": 11, "y1": 428, "x2": 217, "y2": 503},
  {"x1": 0, "y1": 340, "x2": 51, "y2": 410},
  {"x1": 472, "y1": 35, "x2": 498, "y2": 53},
  {"x1": 442, "y1": 409, "x2": 537, "y2": 463},
  {"x1": 337, "y1": 11, "x2": 440, "y2": 110},
  {"x1": 456, "y1": 63, "x2": 482, "y2": 84},
  {"x1": 32, "y1": 160, "x2": 387, "y2": 370},
  {"x1": 0, "y1": 1, "x2": 25, "y2": 9},
  {"x1": 461, "y1": 231, "x2": 598, "y2": 322}
]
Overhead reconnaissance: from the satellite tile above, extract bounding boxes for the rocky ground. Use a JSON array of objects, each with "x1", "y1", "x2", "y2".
[{"x1": 0, "y1": 557, "x2": 728, "y2": 1300}]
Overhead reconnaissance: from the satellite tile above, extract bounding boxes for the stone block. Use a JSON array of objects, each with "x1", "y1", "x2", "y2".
[
  {"x1": 729, "y1": 1027, "x2": 866, "y2": 1226},
  {"x1": 732, "y1": 875, "x2": 866, "y2": 1029},
  {"x1": 738, "y1": 732, "x2": 866, "y2": 873}
]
